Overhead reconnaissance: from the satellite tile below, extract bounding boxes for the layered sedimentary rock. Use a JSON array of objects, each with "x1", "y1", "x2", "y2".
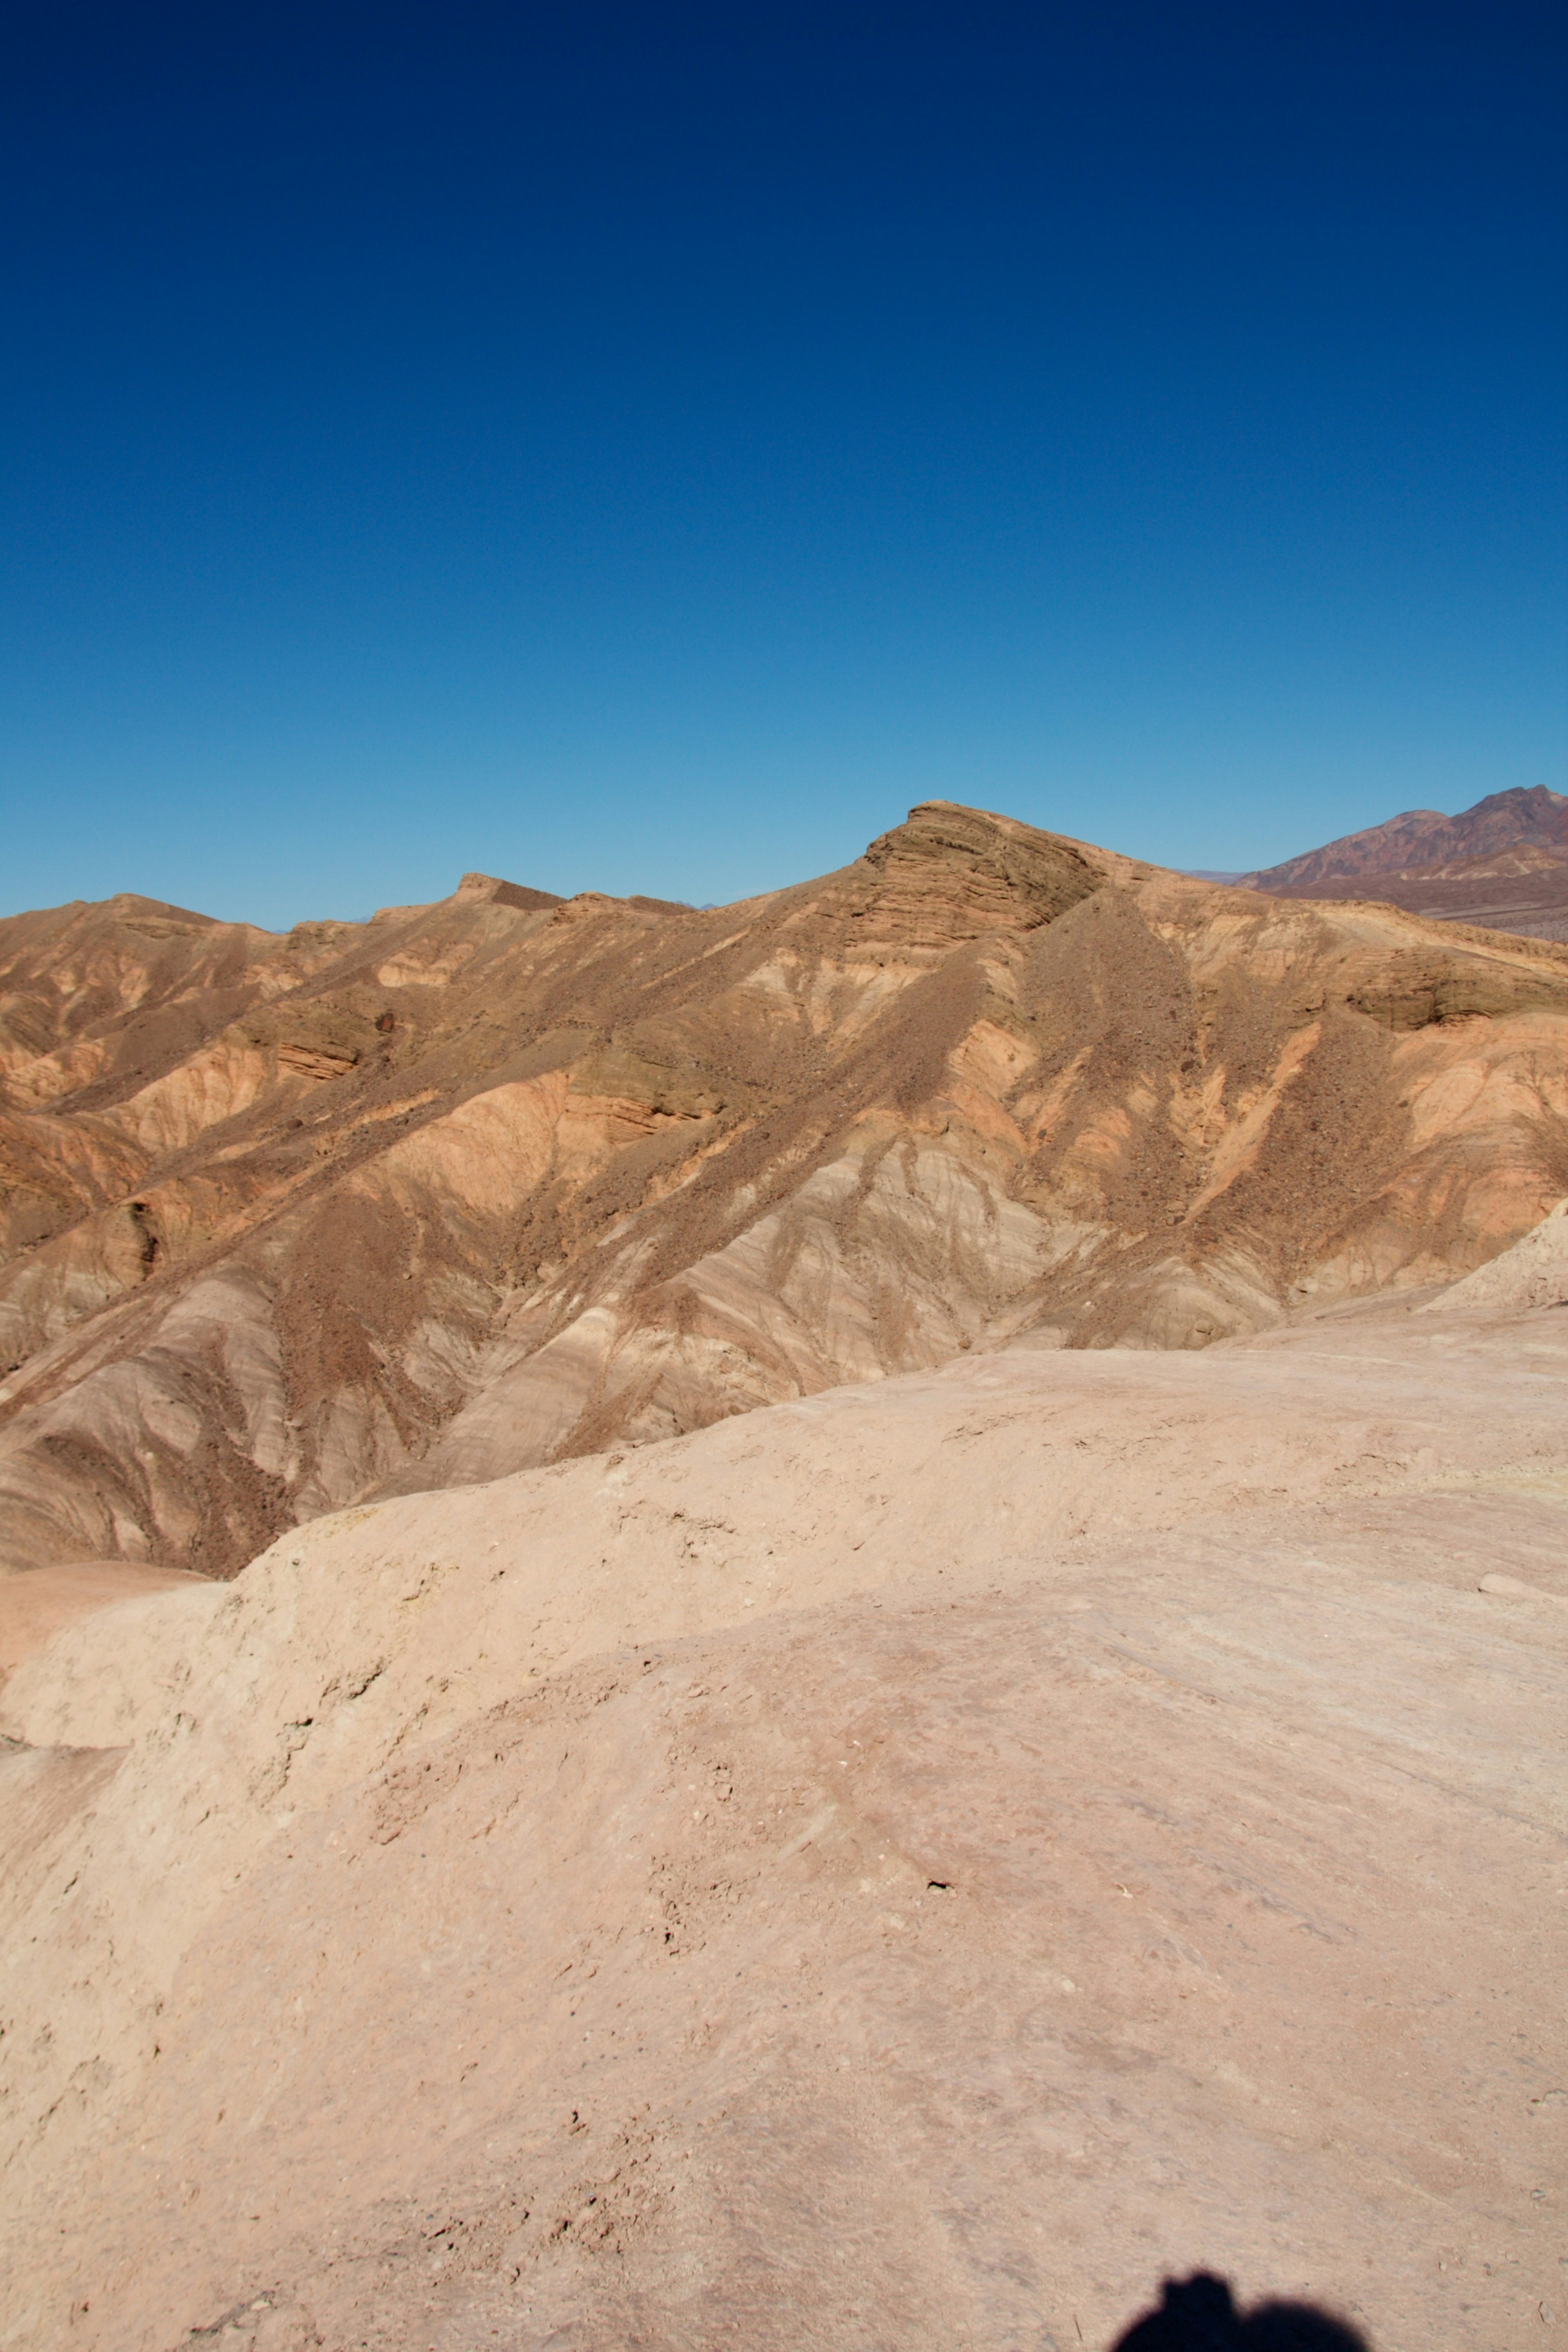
[{"x1": 2, "y1": 802, "x2": 1567, "y2": 1575}]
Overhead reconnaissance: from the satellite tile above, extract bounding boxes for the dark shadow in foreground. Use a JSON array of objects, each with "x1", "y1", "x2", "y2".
[{"x1": 1111, "y1": 2271, "x2": 1370, "y2": 2350}]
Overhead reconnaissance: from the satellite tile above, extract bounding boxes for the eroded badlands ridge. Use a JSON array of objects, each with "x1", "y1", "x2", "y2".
[{"x1": 3, "y1": 801, "x2": 1568, "y2": 1575}]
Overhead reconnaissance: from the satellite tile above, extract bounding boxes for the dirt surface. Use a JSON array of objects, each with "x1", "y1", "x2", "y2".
[
  {"x1": 4, "y1": 803, "x2": 1568, "y2": 1579},
  {"x1": 1425, "y1": 1195, "x2": 1568, "y2": 1316},
  {"x1": 1, "y1": 1230, "x2": 1565, "y2": 2351},
  {"x1": 0, "y1": 1558, "x2": 200, "y2": 1686}
]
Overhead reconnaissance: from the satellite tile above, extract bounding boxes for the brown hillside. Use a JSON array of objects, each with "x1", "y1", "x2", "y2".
[
  {"x1": 1241, "y1": 782, "x2": 1568, "y2": 890},
  {"x1": 2, "y1": 801, "x2": 1567, "y2": 1577}
]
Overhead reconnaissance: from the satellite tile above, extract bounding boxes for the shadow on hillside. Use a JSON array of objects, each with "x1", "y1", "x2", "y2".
[{"x1": 1110, "y1": 2271, "x2": 1370, "y2": 2349}]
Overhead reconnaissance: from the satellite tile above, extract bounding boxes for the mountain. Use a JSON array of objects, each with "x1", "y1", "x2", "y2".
[
  {"x1": 1236, "y1": 786, "x2": 1568, "y2": 939},
  {"x1": 1241, "y1": 784, "x2": 1568, "y2": 890},
  {"x1": 3, "y1": 800, "x2": 1568, "y2": 1580}
]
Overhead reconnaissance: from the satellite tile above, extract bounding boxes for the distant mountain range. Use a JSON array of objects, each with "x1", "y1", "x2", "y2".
[{"x1": 1240, "y1": 786, "x2": 1568, "y2": 939}]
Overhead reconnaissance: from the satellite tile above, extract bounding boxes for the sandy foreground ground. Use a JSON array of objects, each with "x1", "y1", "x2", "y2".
[
  {"x1": 1, "y1": 1261, "x2": 1566, "y2": 2348},
  {"x1": 0, "y1": 1559, "x2": 207, "y2": 1685}
]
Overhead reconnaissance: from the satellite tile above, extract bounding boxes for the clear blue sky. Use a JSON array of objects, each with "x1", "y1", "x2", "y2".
[{"x1": 2, "y1": 2, "x2": 1563, "y2": 926}]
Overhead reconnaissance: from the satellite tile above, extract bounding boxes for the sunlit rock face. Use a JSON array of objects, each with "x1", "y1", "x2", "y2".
[{"x1": 2, "y1": 801, "x2": 1566, "y2": 1573}]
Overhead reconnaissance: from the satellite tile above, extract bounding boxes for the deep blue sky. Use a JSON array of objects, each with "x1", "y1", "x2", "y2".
[{"x1": 2, "y1": 1, "x2": 1563, "y2": 925}]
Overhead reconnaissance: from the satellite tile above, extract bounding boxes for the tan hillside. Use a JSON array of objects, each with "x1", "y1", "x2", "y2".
[
  {"x1": 3, "y1": 802, "x2": 1568, "y2": 1579},
  {"x1": 1, "y1": 1256, "x2": 1565, "y2": 2350}
]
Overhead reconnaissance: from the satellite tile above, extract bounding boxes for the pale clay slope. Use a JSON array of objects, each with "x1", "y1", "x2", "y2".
[
  {"x1": 2, "y1": 1243, "x2": 1567, "y2": 2351},
  {"x1": 1423, "y1": 1192, "x2": 1568, "y2": 1314},
  {"x1": 0, "y1": 1556, "x2": 198, "y2": 1681}
]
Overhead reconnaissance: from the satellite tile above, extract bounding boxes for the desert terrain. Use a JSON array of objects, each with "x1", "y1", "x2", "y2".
[
  {"x1": 4, "y1": 801, "x2": 1566, "y2": 1581},
  {"x1": 2, "y1": 806, "x2": 1566, "y2": 2350}
]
